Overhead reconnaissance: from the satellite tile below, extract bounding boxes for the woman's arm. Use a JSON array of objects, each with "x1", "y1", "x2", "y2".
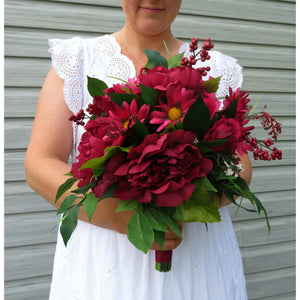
[{"x1": 24, "y1": 67, "x2": 181, "y2": 250}]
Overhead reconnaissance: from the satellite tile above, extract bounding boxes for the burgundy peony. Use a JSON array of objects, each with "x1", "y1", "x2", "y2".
[{"x1": 96, "y1": 130, "x2": 213, "y2": 207}]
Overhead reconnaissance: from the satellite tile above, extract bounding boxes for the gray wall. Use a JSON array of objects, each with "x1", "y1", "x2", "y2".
[{"x1": 4, "y1": 0, "x2": 296, "y2": 299}]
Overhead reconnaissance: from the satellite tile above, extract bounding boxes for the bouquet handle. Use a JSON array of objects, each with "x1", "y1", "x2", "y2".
[{"x1": 155, "y1": 250, "x2": 173, "y2": 272}]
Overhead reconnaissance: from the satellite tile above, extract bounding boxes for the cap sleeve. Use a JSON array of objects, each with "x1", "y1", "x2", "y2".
[
  {"x1": 48, "y1": 37, "x2": 84, "y2": 114},
  {"x1": 204, "y1": 50, "x2": 243, "y2": 98}
]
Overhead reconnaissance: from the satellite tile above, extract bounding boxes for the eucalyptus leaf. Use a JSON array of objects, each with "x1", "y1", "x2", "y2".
[
  {"x1": 83, "y1": 192, "x2": 98, "y2": 221},
  {"x1": 127, "y1": 211, "x2": 154, "y2": 254},
  {"x1": 60, "y1": 205, "x2": 80, "y2": 246},
  {"x1": 87, "y1": 76, "x2": 108, "y2": 97}
]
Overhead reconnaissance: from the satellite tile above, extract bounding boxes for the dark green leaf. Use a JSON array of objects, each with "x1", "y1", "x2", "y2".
[
  {"x1": 220, "y1": 94, "x2": 239, "y2": 118},
  {"x1": 200, "y1": 177, "x2": 218, "y2": 192},
  {"x1": 116, "y1": 199, "x2": 141, "y2": 212},
  {"x1": 144, "y1": 207, "x2": 168, "y2": 232},
  {"x1": 131, "y1": 117, "x2": 150, "y2": 141},
  {"x1": 144, "y1": 49, "x2": 168, "y2": 68},
  {"x1": 56, "y1": 176, "x2": 77, "y2": 202},
  {"x1": 154, "y1": 230, "x2": 166, "y2": 250},
  {"x1": 106, "y1": 93, "x2": 138, "y2": 107},
  {"x1": 99, "y1": 182, "x2": 118, "y2": 200},
  {"x1": 71, "y1": 181, "x2": 95, "y2": 195},
  {"x1": 139, "y1": 84, "x2": 159, "y2": 107},
  {"x1": 93, "y1": 168, "x2": 105, "y2": 178},
  {"x1": 83, "y1": 192, "x2": 98, "y2": 221},
  {"x1": 162, "y1": 210, "x2": 182, "y2": 238},
  {"x1": 57, "y1": 194, "x2": 78, "y2": 214},
  {"x1": 183, "y1": 92, "x2": 211, "y2": 137},
  {"x1": 87, "y1": 76, "x2": 108, "y2": 97},
  {"x1": 80, "y1": 146, "x2": 129, "y2": 170},
  {"x1": 202, "y1": 77, "x2": 221, "y2": 93},
  {"x1": 127, "y1": 211, "x2": 154, "y2": 254},
  {"x1": 60, "y1": 205, "x2": 80, "y2": 246}
]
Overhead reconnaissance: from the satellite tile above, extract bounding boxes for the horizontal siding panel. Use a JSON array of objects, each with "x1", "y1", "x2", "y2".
[
  {"x1": 4, "y1": 88, "x2": 296, "y2": 118},
  {"x1": 5, "y1": 1, "x2": 295, "y2": 47},
  {"x1": 229, "y1": 190, "x2": 295, "y2": 221},
  {"x1": 259, "y1": 292, "x2": 296, "y2": 300},
  {"x1": 5, "y1": 57, "x2": 296, "y2": 93},
  {"x1": 48, "y1": 0, "x2": 296, "y2": 25},
  {"x1": 5, "y1": 276, "x2": 52, "y2": 300},
  {"x1": 250, "y1": 165, "x2": 295, "y2": 193},
  {"x1": 4, "y1": 27, "x2": 296, "y2": 70},
  {"x1": 5, "y1": 190, "x2": 55, "y2": 214},
  {"x1": 241, "y1": 241, "x2": 295, "y2": 274},
  {"x1": 234, "y1": 215, "x2": 295, "y2": 247},
  {"x1": 5, "y1": 243, "x2": 56, "y2": 281},
  {"x1": 246, "y1": 267, "x2": 295, "y2": 299},
  {"x1": 5, "y1": 211, "x2": 59, "y2": 248},
  {"x1": 4, "y1": 141, "x2": 295, "y2": 182}
]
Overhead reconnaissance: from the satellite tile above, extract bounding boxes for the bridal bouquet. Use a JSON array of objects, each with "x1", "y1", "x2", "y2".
[{"x1": 56, "y1": 38, "x2": 282, "y2": 272}]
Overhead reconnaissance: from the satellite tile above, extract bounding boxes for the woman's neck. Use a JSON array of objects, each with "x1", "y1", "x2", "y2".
[{"x1": 112, "y1": 25, "x2": 183, "y2": 72}]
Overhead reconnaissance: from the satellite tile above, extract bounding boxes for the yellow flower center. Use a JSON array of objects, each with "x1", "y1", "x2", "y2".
[
  {"x1": 168, "y1": 107, "x2": 181, "y2": 121},
  {"x1": 123, "y1": 119, "x2": 129, "y2": 129}
]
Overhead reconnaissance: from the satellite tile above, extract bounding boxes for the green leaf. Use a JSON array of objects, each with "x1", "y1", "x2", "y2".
[
  {"x1": 220, "y1": 94, "x2": 239, "y2": 118},
  {"x1": 139, "y1": 84, "x2": 159, "y2": 107},
  {"x1": 131, "y1": 117, "x2": 150, "y2": 141},
  {"x1": 93, "y1": 168, "x2": 105, "y2": 178},
  {"x1": 83, "y1": 192, "x2": 98, "y2": 221},
  {"x1": 183, "y1": 92, "x2": 211, "y2": 137},
  {"x1": 60, "y1": 205, "x2": 80, "y2": 246},
  {"x1": 106, "y1": 93, "x2": 139, "y2": 107},
  {"x1": 56, "y1": 176, "x2": 77, "y2": 202},
  {"x1": 167, "y1": 52, "x2": 185, "y2": 68},
  {"x1": 87, "y1": 76, "x2": 108, "y2": 97},
  {"x1": 200, "y1": 177, "x2": 218, "y2": 192},
  {"x1": 144, "y1": 207, "x2": 168, "y2": 233},
  {"x1": 144, "y1": 49, "x2": 168, "y2": 68},
  {"x1": 116, "y1": 199, "x2": 141, "y2": 212},
  {"x1": 162, "y1": 210, "x2": 182, "y2": 238},
  {"x1": 154, "y1": 230, "x2": 166, "y2": 250},
  {"x1": 80, "y1": 146, "x2": 129, "y2": 170},
  {"x1": 71, "y1": 181, "x2": 95, "y2": 195},
  {"x1": 177, "y1": 181, "x2": 221, "y2": 223},
  {"x1": 98, "y1": 183, "x2": 118, "y2": 201},
  {"x1": 202, "y1": 77, "x2": 221, "y2": 93},
  {"x1": 127, "y1": 211, "x2": 154, "y2": 254},
  {"x1": 57, "y1": 194, "x2": 78, "y2": 214}
]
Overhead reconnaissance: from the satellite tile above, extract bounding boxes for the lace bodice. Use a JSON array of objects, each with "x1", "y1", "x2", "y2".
[{"x1": 48, "y1": 35, "x2": 243, "y2": 160}]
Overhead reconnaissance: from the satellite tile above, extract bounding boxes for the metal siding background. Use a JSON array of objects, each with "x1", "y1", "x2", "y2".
[{"x1": 4, "y1": 0, "x2": 296, "y2": 299}]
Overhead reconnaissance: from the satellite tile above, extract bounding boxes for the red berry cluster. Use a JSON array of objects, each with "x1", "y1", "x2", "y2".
[
  {"x1": 68, "y1": 109, "x2": 85, "y2": 126},
  {"x1": 254, "y1": 109, "x2": 282, "y2": 140},
  {"x1": 86, "y1": 103, "x2": 96, "y2": 115},
  {"x1": 245, "y1": 136, "x2": 282, "y2": 161},
  {"x1": 181, "y1": 37, "x2": 214, "y2": 76}
]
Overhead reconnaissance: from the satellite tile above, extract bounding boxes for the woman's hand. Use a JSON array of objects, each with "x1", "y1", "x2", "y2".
[{"x1": 150, "y1": 223, "x2": 183, "y2": 251}]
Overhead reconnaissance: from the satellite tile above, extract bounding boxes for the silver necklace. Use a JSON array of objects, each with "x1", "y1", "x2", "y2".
[{"x1": 121, "y1": 31, "x2": 145, "y2": 66}]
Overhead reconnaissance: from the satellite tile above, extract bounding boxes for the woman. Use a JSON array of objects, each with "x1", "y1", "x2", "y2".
[{"x1": 25, "y1": 1, "x2": 251, "y2": 299}]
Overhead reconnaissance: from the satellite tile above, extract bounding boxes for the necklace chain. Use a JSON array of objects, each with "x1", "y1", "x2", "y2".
[{"x1": 121, "y1": 31, "x2": 145, "y2": 66}]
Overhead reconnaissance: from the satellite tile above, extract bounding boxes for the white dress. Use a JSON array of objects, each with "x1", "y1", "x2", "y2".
[{"x1": 48, "y1": 35, "x2": 247, "y2": 300}]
